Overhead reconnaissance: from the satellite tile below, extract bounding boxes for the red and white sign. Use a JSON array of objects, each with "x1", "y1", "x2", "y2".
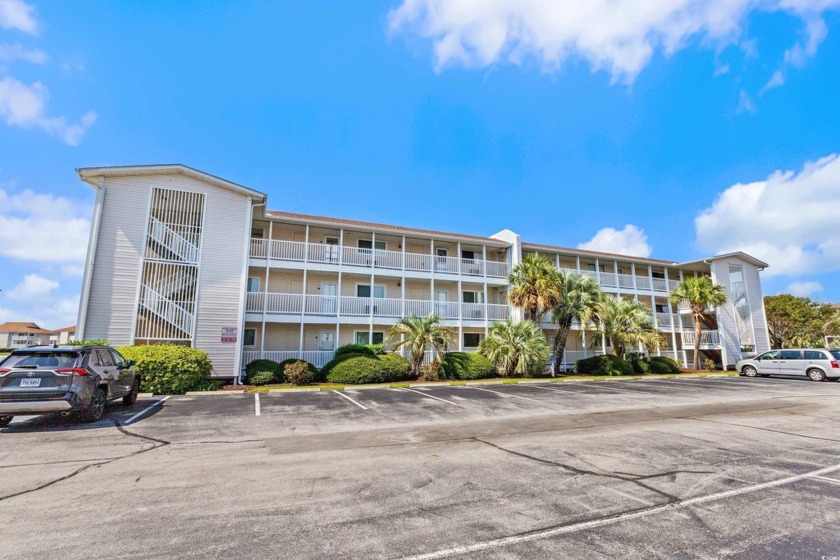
[{"x1": 221, "y1": 327, "x2": 238, "y2": 343}]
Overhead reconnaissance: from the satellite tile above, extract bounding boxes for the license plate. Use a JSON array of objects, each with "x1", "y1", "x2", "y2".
[{"x1": 20, "y1": 378, "x2": 41, "y2": 387}]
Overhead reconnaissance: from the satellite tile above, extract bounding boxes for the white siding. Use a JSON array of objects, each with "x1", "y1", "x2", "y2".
[
  {"x1": 711, "y1": 256, "x2": 769, "y2": 365},
  {"x1": 83, "y1": 173, "x2": 253, "y2": 377}
]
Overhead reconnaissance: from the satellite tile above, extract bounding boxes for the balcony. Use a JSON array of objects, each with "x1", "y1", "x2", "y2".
[
  {"x1": 681, "y1": 330, "x2": 721, "y2": 347},
  {"x1": 245, "y1": 292, "x2": 509, "y2": 321},
  {"x1": 249, "y1": 239, "x2": 509, "y2": 279},
  {"x1": 560, "y1": 268, "x2": 678, "y2": 292}
]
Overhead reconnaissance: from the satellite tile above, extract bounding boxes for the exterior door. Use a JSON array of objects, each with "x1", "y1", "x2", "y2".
[
  {"x1": 325, "y1": 237, "x2": 339, "y2": 263},
  {"x1": 435, "y1": 290, "x2": 449, "y2": 317},
  {"x1": 321, "y1": 282, "x2": 337, "y2": 314},
  {"x1": 777, "y1": 350, "x2": 804, "y2": 376},
  {"x1": 110, "y1": 349, "x2": 133, "y2": 394},
  {"x1": 435, "y1": 248, "x2": 448, "y2": 271},
  {"x1": 318, "y1": 330, "x2": 335, "y2": 351},
  {"x1": 91, "y1": 348, "x2": 122, "y2": 397}
]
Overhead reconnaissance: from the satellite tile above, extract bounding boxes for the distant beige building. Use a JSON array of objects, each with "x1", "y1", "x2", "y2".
[
  {"x1": 0, "y1": 322, "x2": 56, "y2": 349},
  {"x1": 53, "y1": 326, "x2": 77, "y2": 345}
]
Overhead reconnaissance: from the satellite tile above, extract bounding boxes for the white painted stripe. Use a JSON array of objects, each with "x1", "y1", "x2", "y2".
[
  {"x1": 812, "y1": 475, "x2": 840, "y2": 486},
  {"x1": 401, "y1": 388, "x2": 459, "y2": 406},
  {"x1": 520, "y1": 384, "x2": 595, "y2": 396},
  {"x1": 254, "y1": 393, "x2": 261, "y2": 416},
  {"x1": 332, "y1": 390, "x2": 368, "y2": 410},
  {"x1": 123, "y1": 396, "x2": 171, "y2": 425},
  {"x1": 465, "y1": 386, "x2": 544, "y2": 403},
  {"x1": 575, "y1": 382, "x2": 653, "y2": 394},
  {"x1": 398, "y1": 462, "x2": 840, "y2": 560}
]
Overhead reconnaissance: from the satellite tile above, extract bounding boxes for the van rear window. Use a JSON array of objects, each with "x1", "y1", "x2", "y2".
[
  {"x1": 831, "y1": 351, "x2": 840, "y2": 360},
  {"x1": 2, "y1": 352, "x2": 80, "y2": 369}
]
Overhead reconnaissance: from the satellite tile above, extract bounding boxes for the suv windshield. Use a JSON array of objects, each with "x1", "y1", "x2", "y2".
[{"x1": 1, "y1": 352, "x2": 80, "y2": 369}]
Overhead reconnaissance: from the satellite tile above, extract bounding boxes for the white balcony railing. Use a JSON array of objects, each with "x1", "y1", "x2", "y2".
[
  {"x1": 249, "y1": 239, "x2": 510, "y2": 279},
  {"x1": 655, "y1": 313, "x2": 673, "y2": 328},
  {"x1": 681, "y1": 330, "x2": 721, "y2": 346},
  {"x1": 242, "y1": 350, "x2": 336, "y2": 369}
]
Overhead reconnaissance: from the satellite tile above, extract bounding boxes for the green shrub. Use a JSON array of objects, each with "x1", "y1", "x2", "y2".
[
  {"x1": 575, "y1": 354, "x2": 634, "y2": 376},
  {"x1": 325, "y1": 353, "x2": 411, "y2": 384},
  {"x1": 118, "y1": 345, "x2": 212, "y2": 394},
  {"x1": 190, "y1": 380, "x2": 224, "y2": 391},
  {"x1": 648, "y1": 356, "x2": 681, "y2": 373},
  {"x1": 334, "y1": 344, "x2": 376, "y2": 358},
  {"x1": 244, "y1": 359, "x2": 285, "y2": 383},
  {"x1": 248, "y1": 370, "x2": 275, "y2": 386},
  {"x1": 278, "y1": 358, "x2": 318, "y2": 379},
  {"x1": 440, "y1": 352, "x2": 496, "y2": 380},
  {"x1": 630, "y1": 358, "x2": 650, "y2": 374},
  {"x1": 284, "y1": 361, "x2": 316, "y2": 385},
  {"x1": 67, "y1": 339, "x2": 109, "y2": 346},
  {"x1": 367, "y1": 343, "x2": 387, "y2": 355}
]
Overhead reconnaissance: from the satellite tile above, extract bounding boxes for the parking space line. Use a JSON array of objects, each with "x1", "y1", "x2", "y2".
[
  {"x1": 812, "y1": 475, "x2": 840, "y2": 486},
  {"x1": 520, "y1": 384, "x2": 595, "y2": 396},
  {"x1": 332, "y1": 390, "x2": 369, "y2": 410},
  {"x1": 464, "y1": 386, "x2": 545, "y2": 403},
  {"x1": 575, "y1": 382, "x2": 654, "y2": 394},
  {"x1": 123, "y1": 396, "x2": 171, "y2": 425},
  {"x1": 399, "y1": 461, "x2": 840, "y2": 560},
  {"x1": 400, "y1": 388, "x2": 460, "y2": 406},
  {"x1": 255, "y1": 393, "x2": 261, "y2": 416}
]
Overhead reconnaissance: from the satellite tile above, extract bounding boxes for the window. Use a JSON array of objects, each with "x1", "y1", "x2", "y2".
[
  {"x1": 461, "y1": 250, "x2": 476, "y2": 261},
  {"x1": 779, "y1": 350, "x2": 801, "y2": 360},
  {"x1": 758, "y1": 351, "x2": 778, "y2": 360},
  {"x1": 96, "y1": 349, "x2": 114, "y2": 367},
  {"x1": 804, "y1": 350, "x2": 826, "y2": 360},
  {"x1": 655, "y1": 304, "x2": 669, "y2": 313},
  {"x1": 243, "y1": 329, "x2": 256, "y2": 347},
  {"x1": 355, "y1": 332, "x2": 384, "y2": 345},
  {"x1": 651, "y1": 271, "x2": 666, "y2": 279},
  {"x1": 246, "y1": 277, "x2": 260, "y2": 293},
  {"x1": 463, "y1": 333, "x2": 482, "y2": 348},
  {"x1": 357, "y1": 284, "x2": 385, "y2": 298},
  {"x1": 462, "y1": 291, "x2": 485, "y2": 304},
  {"x1": 110, "y1": 350, "x2": 127, "y2": 368},
  {"x1": 325, "y1": 236, "x2": 339, "y2": 245},
  {"x1": 358, "y1": 239, "x2": 386, "y2": 251},
  {"x1": 251, "y1": 228, "x2": 264, "y2": 239}
]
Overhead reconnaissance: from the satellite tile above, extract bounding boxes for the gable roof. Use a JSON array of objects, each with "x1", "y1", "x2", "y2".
[
  {"x1": 54, "y1": 325, "x2": 76, "y2": 333},
  {"x1": 77, "y1": 164, "x2": 267, "y2": 201},
  {"x1": 0, "y1": 322, "x2": 55, "y2": 335}
]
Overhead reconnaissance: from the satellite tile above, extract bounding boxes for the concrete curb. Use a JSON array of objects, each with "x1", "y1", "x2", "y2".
[
  {"x1": 185, "y1": 390, "x2": 245, "y2": 395},
  {"x1": 409, "y1": 382, "x2": 442, "y2": 387},
  {"x1": 465, "y1": 380, "x2": 505, "y2": 385},
  {"x1": 138, "y1": 393, "x2": 154, "y2": 398},
  {"x1": 267, "y1": 387, "x2": 320, "y2": 393}
]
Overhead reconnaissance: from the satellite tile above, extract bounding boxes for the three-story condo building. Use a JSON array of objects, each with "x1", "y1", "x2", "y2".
[{"x1": 76, "y1": 165, "x2": 771, "y2": 378}]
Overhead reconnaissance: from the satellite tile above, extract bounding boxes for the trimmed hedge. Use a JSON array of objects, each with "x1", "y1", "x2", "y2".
[
  {"x1": 630, "y1": 358, "x2": 650, "y2": 374},
  {"x1": 439, "y1": 352, "x2": 496, "y2": 380},
  {"x1": 324, "y1": 353, "x2": 411, "y2": 384},
  {"x1": 249, "y1": 370, "x2": 275, "y2": 386},
  {"x1": 118, "y1": 345, "x2": 212, "y2": 394},
  {"x1": 575, "y1": 354, "x2": 634, "y2": 376},
  {"x1": 648, "y1": 356, "x2": 681, "y2": 373},
  {"x1": 334, "y1": 343, "x2": 386, "y2": 358},
  {"x1": 244, "y1": 359, "x2": 285, "y2": 384}
]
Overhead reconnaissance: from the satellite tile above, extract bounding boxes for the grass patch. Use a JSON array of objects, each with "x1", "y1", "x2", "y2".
[
  {"x1": 389, "y1": 382, "x2": 411, "y2": 388},
  {"x1": 501, "y1": 379, "x2": 520, "y2": 384},
  {"x1": 318, "y1": 384, "x2": 346, "y2": 391},
  {"x1": 448, "y1": 381, "x2": 467, "y2": 386}
]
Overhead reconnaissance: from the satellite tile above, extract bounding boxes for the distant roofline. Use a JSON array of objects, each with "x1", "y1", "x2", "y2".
[
  {"x1": 265, "y1": 210, "x2": 510, "y2": 246},
  {"x1": 677, "y1": 252, "x2": 769, "y2": 269},
  {"x1": 77, "y1": 164, "x2": 267, "y2": 202}
]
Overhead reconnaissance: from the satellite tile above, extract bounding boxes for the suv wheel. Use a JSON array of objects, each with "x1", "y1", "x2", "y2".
[
  {"x1": 742, "y1": 366, "x2": 758, "y2": 377},
  {"x1": 82, "y1": 386, "x2": 107, "y2": 423},
  {"x1": 807, "y1": 368, "x2": 827, "y2": 382},
  {"x1": 0, "y1": 415, "x2": 13, "y2": 428},
  {"x1": 123, "y1": 378, "x2": 140, "y2": 406}
]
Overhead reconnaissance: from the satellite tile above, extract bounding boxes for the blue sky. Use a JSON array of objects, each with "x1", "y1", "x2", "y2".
[{"x1": 1, "y1": 0, "x2": 840, "y2": 328}]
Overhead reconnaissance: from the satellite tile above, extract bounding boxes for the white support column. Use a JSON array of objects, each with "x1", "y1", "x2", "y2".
[
  {"x1": 260, "y1": 220, "x2": 273, "y2": 358},
  {"x1": 576, "y1": 256, "x2": 581, "y2": 272},
  {"x1": 299, "y1": 225, "x2": 309, "y2": 358},
  {"x1": 335, "y1": 228, "x2": 344, "y2": 350},
  {"x1": 482, "y1": 245, "x2": 489, "y2": 334},
  {"x1": 401, "y1": 235, "x2": 406, "y2": 320},
  {"x1": 457, "y1": 241, "x2": 463, "y2": 350},
  {"x1": 670, "y1": 267, "x2": 680, "y2": 360},
  {"x1": 595, "y1": 258, "x2": 601, "y2": 285},
  {"x1": 613, "y1": 260, "x2": 620, "y2": 294},
  {"x1": 631, "y1": 262, "x2": 637, "y2": 292},
  {"x1": 369, "y1": 231, "x2": 376, "y2": 343},
  {"x1": 430, "y1": 238, "x2": 435, "y2": 320}
]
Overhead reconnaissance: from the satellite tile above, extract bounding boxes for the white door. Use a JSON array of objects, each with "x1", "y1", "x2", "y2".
[
  {"x1": 435, "y1": 248, "x2": 448, "y2": 271},
  {"x1": 321, "y1": 282, "x2": 337, "y2": 314},
  {"x1": 325, "y1": 237, "x2": 339, "y2": 263},
  {"x1": 435, "y1": 290, "x2": 449, "y2": 317},
  {"x1": 318, "y1": 330, "x2": 335, "y2": 351}
]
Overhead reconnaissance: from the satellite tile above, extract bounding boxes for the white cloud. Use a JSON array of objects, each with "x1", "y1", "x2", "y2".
[
  {"x1": 737, "y1": 89, "x2": 756, "y2": 113},
  {"x1": 0, "y1": 188, "x2": 92, "y2": 263},
  {"x1": 0, "y1": 0, "x2": 37, "y2": 34},
  {"x1": 762, "y1": 16, "x2": 827, "y2": 92},
  {"x1": 578, "y1": 225, "x2": 653, "y2": 258},
  {"x1": 6, "y1": 273, "x2": 58, "y2": 301},
  {"x1": 388, "y1": 0, "x2": 840, "y2": 84},
  {"x1": 785, "y1": 280, "x2": 823, "y2": 297},
  {"x1": 0, "y1": 77, "x2": 97, "y2": 146},
  {"x1": 696, "y1": 154, "x2": 840, "y2": 277},
  {"x1": 0, "y1": 43, "x2": 47, "y2": 65}
]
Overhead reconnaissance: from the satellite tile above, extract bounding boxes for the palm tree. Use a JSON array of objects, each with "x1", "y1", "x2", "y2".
[
  {"x1": 550, "y1": 271, "x2": 602, "y2": 375},
  {"x1": 587, "y1": 295, "x2": 663, "y2": 359},
  {"x1": 479, "y1": 319, "x2": 550, "y2": 377},
  {"x1": 669, "y1": 277, "x2": 727, "y2": 369},
  {"x1": 387, "y1": 314, "x2": 454, "y2": 377},
  {"x1": 508, "y1": 253, "x2": 562, "y2": 323}
]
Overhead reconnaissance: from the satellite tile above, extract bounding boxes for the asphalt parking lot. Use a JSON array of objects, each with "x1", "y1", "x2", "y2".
[{"x1": 2, "y1": 375, "x2": 840, "y2": 559}]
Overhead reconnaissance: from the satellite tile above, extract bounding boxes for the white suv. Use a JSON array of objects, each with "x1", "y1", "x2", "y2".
[{"x1": 736, "y1": 349, "x2": 840, "y2": 382}]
